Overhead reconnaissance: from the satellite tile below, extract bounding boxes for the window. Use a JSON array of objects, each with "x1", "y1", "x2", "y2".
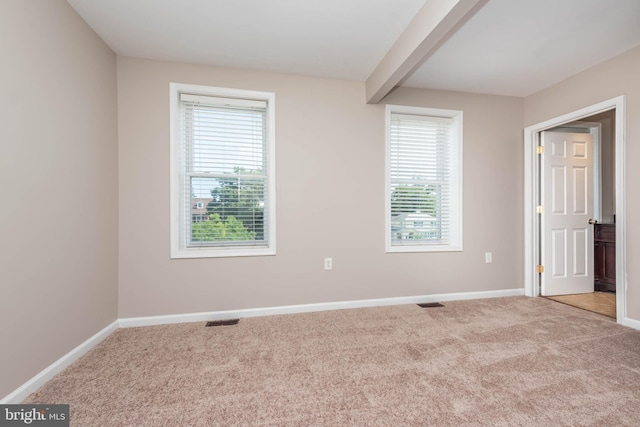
[
  {"x1": 385, "y1": 105, "x2": 462, "y2": 252},
  {"x1": 170, "y1": 83, "x2": 276, "y2": 258}
]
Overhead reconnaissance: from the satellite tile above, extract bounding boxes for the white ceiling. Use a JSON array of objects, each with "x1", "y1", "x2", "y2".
[
  {"x1": 67, "y1": 0, "x2": 640, "y2": 98},
  {"x1": 404, "y1": 0, "x2": 640, "y2": 96},
  {"x1": 66, "y1": 0, "x2": 426, "y2": 81}
]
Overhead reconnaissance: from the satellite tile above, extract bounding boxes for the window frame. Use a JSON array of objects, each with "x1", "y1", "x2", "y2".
[
  {"x1": 169, "y1": 83, "x2": 276, "y2": 259},
  {"x1": 385, "y1": 104, "x2": 463, "y2": 253}
]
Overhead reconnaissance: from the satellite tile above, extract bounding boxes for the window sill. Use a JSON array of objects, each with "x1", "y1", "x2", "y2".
[
  {"x1": 386, "y1": 244, "x2": 462, "y2": 253},
  {"x1": 171, "y1": 246, "x2": 276, "y2": 259}
]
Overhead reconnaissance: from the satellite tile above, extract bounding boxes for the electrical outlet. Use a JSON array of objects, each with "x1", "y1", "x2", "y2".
[
  {"x1": 485, "y1": 252, "x2": 492, "y2": 263},
  {"x1": 324, "y1": 258, "x2": 333, "y2": 270}
]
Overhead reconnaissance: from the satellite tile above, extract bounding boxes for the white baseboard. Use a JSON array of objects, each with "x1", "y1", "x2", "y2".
[
  {"x1": 1, "y1": 320, "x2": 119, "y2": 404},
  {"x1": 119, "y1": 288, "x2": 525, "y2": 328},
  {"x1": 621, "y1": 316, "x2": 640, "y2": 331}
]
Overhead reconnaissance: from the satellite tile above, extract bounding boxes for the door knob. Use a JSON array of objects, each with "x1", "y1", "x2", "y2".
[{"x1": 588, "y1": 219, "x2": 598, "y2": 225}]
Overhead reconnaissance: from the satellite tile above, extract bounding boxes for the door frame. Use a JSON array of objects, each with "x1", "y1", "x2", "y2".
[{"x1": 524, "y1": 96, "x2": 626, "y2": 323}]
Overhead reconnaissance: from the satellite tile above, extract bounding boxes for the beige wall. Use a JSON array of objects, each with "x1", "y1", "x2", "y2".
[
  {"x1": 587, "y1": 110, "x2": 616, "y2": 224},
  {"x1": 524, "y1": 45, "x2": 640, "y2": 321},
  {"x1": 0, "y1": 0, "x2": 118, "y2": 398},
  {"x1": 117, "y1": 57, "x2": 524, "y2": 318}
]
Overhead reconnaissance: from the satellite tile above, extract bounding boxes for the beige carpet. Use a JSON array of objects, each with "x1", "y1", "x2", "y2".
[{"x1": 24, "y1": 297, "x2": 640, "y2": 426}]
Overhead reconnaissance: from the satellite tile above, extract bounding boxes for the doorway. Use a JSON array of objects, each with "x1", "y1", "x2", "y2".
[{"x1": 524, "y1": 96, "x2": 626, "y2": 323}]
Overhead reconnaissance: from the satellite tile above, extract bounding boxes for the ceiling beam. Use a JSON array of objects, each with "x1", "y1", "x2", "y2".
[{"x1": 365, "y1": 0, "x2": 487, "y2": 104}]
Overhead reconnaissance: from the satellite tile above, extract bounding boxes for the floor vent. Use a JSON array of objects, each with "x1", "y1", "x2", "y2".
[
  {"x1": 417, "y1": 302, "x2": 444, "y2": 308},
  {"x1": 206, "y1": 319, "x2": 240, "y2": 327}
]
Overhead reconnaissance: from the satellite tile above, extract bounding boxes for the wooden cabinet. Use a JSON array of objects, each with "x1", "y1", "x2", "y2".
[{"x1": 594, "y1": 223, "x2": 616, "y2": 292}]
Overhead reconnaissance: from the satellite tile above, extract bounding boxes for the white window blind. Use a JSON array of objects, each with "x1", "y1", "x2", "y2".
[
  {"x1": 170, "y1": 83, "x2": 276, "y2": 258},
  {"x1": 386, "y1": 106, "x2": 462, "y2": 252}
]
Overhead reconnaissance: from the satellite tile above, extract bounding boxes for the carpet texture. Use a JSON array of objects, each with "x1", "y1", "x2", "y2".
[{"x1": 24, "y1": 297, "x2": 640, "y2": 426}]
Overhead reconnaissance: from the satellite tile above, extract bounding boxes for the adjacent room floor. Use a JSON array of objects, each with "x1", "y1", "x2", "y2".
[{"x1": 546, "y1": 291, "x2": 616, "y2": 318}]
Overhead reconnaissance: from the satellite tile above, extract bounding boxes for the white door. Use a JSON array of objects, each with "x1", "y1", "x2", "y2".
[{"x1": 541, "y1": 131, "x2": 595, "y2": 296}]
